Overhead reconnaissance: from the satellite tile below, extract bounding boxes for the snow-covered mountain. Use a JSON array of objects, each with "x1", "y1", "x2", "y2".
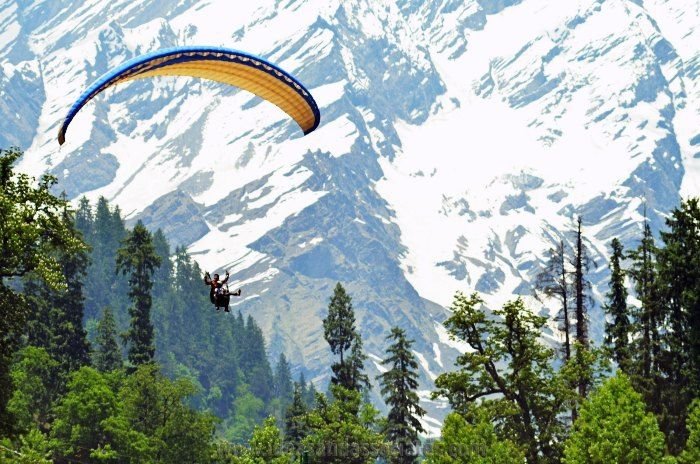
[{"x1": 2, "y1": 0, "x2": 699, "y2": 429}]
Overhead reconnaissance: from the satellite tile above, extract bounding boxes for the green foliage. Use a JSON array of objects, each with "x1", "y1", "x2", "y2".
[
  {"x1": 116, "y1": 220, "x2": 161, "y2": 366},
  {"x1": 0, "y1": 429, "x2": 53, "y2": 463},
  {"x1": 535, "y1": 239, "x2": 573, "y2": 362},
  {"x1": 51, "y1": 367, "x2": 122, "y2": 462},
  {"x1": 7, "y1": 347, "x2": 59, "y2": 433},
  {"x1": 227, "y1": 385, "x2": 268, "y2": 445},
  {"x1": 284, "y1": 384, "x2": 309, "y2": 453},
  {"x1": 324, "y1": 283, "x2": 368, "y2": 392},
  {"x1": 0, "y1": 147, "x2": 85, "y2": 435},
  {"x1": 109, "y1": 363, "x2": 216, "y2": 463},
  {"x1": 563, "y1": 373, "x2": 668, "y2": 464},
  {"x1": 94, "y1": 307, "x2": 122, "y2": 372},
  {"x1": 680, "y1": 399, "x2": 700, "y2": 464},
  {"x1": 302, "y1": 385, "x2": 385, "y2": 464},
  {"x1": 604, "y1": 238, "x2": 631, "y2": 371},
  {"x1": 656, "y1": 198, "x2": 700, "y2": 453},
  {"x1": 378, "y1": 327, "x2": 425, "y2": 464},
  {"x1": 424, "y1": 411, "x2": 524, "y2": 464},
  {"x1": 433, "y1": 293, "x2": 572, "y2": 463}
]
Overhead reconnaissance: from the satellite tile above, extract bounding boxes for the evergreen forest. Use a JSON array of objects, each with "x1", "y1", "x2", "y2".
[{"x1": 1, "y1": 144, "x2": 699, "y2": 463}]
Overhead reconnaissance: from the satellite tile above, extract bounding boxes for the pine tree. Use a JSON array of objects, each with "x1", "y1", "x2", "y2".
[
  {"x1": 571, "y1": 217, "x2": 593, "y2": 405},
  {"x1": 627, "y1": 215, "x2": 660, "y2": 384},
  {"x1": 284, "y1": 384, "x2": 309, "y2": 453},
  {"x1": 74, "y1": 196, "x2": 93, "y2": 239},
  {"x1": 333, "y1": 333, "x2": 370, "y2": 392},
  {"x1": 151, "y1": 229, "x2": 171, "y2": 299},
  {"x1": 378, "y1": 327, "x2": 425, "y2": 464},
  {"x1": 323, "y1": 283, "x2": 365, "y2": 391},
  {"x1": 273, "y1": 353, "x2": 294, "y2": 404},
  {"x1": 535, "y1": 239, "x2": 573, "y2": 362},
  {"x1": 656, "y1": 198, "x2": 700, "y2": 453},
  {"x1": 603, "y1": 238, "x2": 631, "y2": 371},
  {"x1": 116, "y1": 220, "x2": 161, "y2": 366},
  {"x1": 94, "y1": 307, "x2": 122, "y2": 372},
  {"x1": 241, "y1": 316, "x2": 274, "y2": 402}
]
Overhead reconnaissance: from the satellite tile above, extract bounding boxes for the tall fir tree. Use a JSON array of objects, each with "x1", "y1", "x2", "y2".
[
  {"x1": 571, "y1": 217, "x2": 594, "y2": 405},
  {"x1": 94, "y1": 307, "x2": 122, "y2": 372},
  {"x1": 323, "y1": 283, "x2": 366, "y2": 392},
  {"x1": 603, "y1": 238, "x2": 631, "y2": 371},
  {"x1": 116, "y1": 220, "x2": 161, "y2": 366},
  {"x1": 656, "y1": 198, "x2": 700, "y2": 453},
  {"x1": 535, "y1": 239, "x2": 573, "y2": 361},
  {"x1": 284, "y1": 384, "x2": 309, "y2": 453},
  {"x1": 378, "y1": 327, "x2": 426, "y2": 464},
  {"x1": 627, "y1": 214, "x2": 661, "y2": 384},
  {"x1": 273, "y1": 353, "x2": 294, "y2": 404},
  {"x1": 151, "y1": 228, "x2": 172, "y2": 299}
]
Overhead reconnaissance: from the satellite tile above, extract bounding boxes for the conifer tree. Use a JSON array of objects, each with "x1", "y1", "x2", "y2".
[
  {"x1": 572, "y1": 217, "x2": 593, "y2": 404},
  {"x1": 151, "y1": 229, "x2": 171, "y2": 299},
  {"x1": 324, "y1": 283, "x2": 367, "y2": 392},
  {"x1": 627, "y1": 216, "x2": 660, "y2": 384},
  {"x1": 284, "y1": 384, "x2": 309, "y2": 452},
  {"x1": 116, "y1": 220, "x2": 161, "y2": 366},
  {"x1": 535, "y1": 239, "x2": 573, "y2": 361},
  {"x1": 74, "y1": 196, "x2": 93, "y2": 239},
  {"x1": 656, "y1": 198, "x2": 700, "y2": 453},
  {"x1": 273, "y1": 353, "x2": 294, "y2": 404},
  {"x1": 94, "y1": 307, "x2": 122, "y2": 372},
  {"x1": 378, "y1": 327, "x2": 425, "y2": 464},
  {"x1": 603, "y1": 238, "x2": 631, "y2": 371}
]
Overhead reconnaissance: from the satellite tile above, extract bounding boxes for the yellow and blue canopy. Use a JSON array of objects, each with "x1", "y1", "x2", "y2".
[{"x1": 57, "y1": 46, "x2": 321, "y2": 145}]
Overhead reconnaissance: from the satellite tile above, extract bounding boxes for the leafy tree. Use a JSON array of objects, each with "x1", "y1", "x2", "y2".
[
  {"x1": 108, "y1": 363, "x2": 216, "y2": 463},
  {"x1": 7, "y1": 347, "x2": 59, "y2": 434},
  {"x1": 563, "y1": 373, "x2": 669, "y2": 464},
  {"x1": 51, "y1": 367, "x2": 122, "y2": 462},
  {"x1": 424, "y1": 411, "x2": 524, "y2": 464},
  {"x1": 302, "y1": 385, "x2": 385, "y2": 464},
  {"x1": 227, "y1": 417, "x2": 293, "y2": 464},
  {"x1": 378, "y1": 327, "x2": 425, "y2": 464},
  {"x1": 433, "y1": 293, "x2": 571, "y2": 463},
  {"x1": 0, "y1": 147, "x2": 84, "y2": 434},
  {"x1": 604, "y1": 238, "x2": 631, "y2": 371},
  {"x1": 0, "y1": 429, "x2": 53, "y2": 464},
  {"x1": 680, "y1": 399, "x2": 700, "y2": 464},
  {"x1": 116, "y1": 220, "x2": 161, "y2": 366},
  {"x1": 94, "y1": 307, "x2": 122, "y2": 372},
  {"x1": 227, "y1": 385, "x2": 267, "y2": 445},
  {"x1": 535, "y1": 239, "x2": 573, "y2": 361}
]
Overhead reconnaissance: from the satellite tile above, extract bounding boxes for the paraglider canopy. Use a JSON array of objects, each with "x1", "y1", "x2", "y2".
[{"x1": 57, "y1": 46, "x2": 321, "y2": 145}]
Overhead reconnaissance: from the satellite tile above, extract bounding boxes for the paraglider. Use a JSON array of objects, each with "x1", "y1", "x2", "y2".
[
  {"x1": 204, "y1": 271, "x2": 241, "y2": 312},
  {"x1": 57, "y1": 46, "x2": 321, "y2": 145}
]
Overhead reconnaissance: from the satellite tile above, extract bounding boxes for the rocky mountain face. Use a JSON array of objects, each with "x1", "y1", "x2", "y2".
[{"x1": 2, "y1": 0, "x2": 699, "y2": 429}]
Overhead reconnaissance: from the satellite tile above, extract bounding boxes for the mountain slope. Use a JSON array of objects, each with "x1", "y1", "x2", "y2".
[{"x1": 1, "y1": 0, "x2": 699, "y2": 427}]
